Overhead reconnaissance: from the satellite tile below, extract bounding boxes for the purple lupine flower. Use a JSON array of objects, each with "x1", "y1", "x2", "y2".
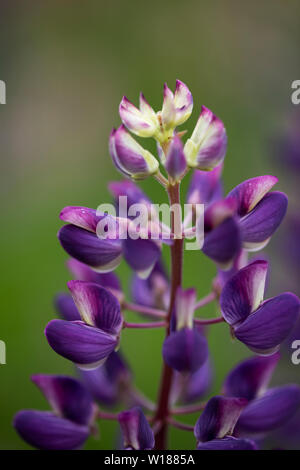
[
  {"x1": 184, "y1": 105, "x2": 227, "y2": 170},
  {"x1": 131, "y1": 259, "x2": 169, "y2": 310},
  {"x1": 161, "y1": 80, "x2": 193, "y2": 130},
  {"x1": 223, "y1": 354, "x2": 300, "y2": 437},
  {"x1": 220, "y1": 260, "x2": 300, "y2": 354},
  {"x1": 171, "y1": 357, "x2": 213, "y2": 405},
  {"x1": 14, "y1": 375, "x2": 94, "y2": 450},
  {"x1": 58, "y1": 206, "x2": 162, "y2": 278},
  {"x1": 194, "y1": 396, "x2": 257, "y2": 450},
  {"x1": 118, "y1": 406, "x2": 154, "y2": 450},
  {"x1": 201, "y1": 198, "x2": 241, "y2": 267},
  {"x1": 109, "y1": 125, "x2": 159, "y2": 179},
  {"x1": 163, "y1": 288, "x2": 208, "y2": 373},
  {"x1": 186, "y1": 163, "x2": 223, "y2": 206},
  {"x1": 80, "y1": 351, "x2": 131, "y2": 406},
  {"x1": 165, "y1": 135, "x2": 187, "y2": 182},
  {"x1": 119, "y1": 94, "x2": 159, "y2": 138},
  {"x1": 46, "y1": 281, "x2": 123, "y2": 369},
  {"x1": 227, "y1": 175, "x2": 288, "y2": 251}
]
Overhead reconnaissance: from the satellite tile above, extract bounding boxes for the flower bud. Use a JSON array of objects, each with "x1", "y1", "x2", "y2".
[
  {"x1": 184, "y1": 105, "x2": 227, "y2": 170},
  {"x1": 165, "y1": 135, "x2": 187, "y2": 182},
  {"x1": 161, "y1": 80, "x2": 193, "y2": 130},
  {"x1": 109, "y1": 125, "x2": 159, "y2": 179},
  {"x1": 119, "y1": 94, "x2": 159, "y2": 138}
]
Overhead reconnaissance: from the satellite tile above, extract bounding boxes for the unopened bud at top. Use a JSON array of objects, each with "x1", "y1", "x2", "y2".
[
  {"x1": 119, "y1": 94, "x2": 159, "y2": 138},
  {"x1": 184, "y1": 105, "x2": 227, "y2": 170},
  {"x1": 165, "y1": 135, "x2": 187, "y2": 182},
  {"x1": 161, "y1": 80, "x2": 193, "y2": 131},
  {"x1": 109, "y1": 125, "x2": 159, "y2": 180}
]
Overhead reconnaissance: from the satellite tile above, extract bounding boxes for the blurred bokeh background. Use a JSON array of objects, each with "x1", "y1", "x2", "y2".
[{"x1": 1, "y1": 0, "x2": 300, "y2": 449}]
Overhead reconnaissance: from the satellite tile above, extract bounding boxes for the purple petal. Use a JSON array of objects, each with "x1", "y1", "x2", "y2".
[
  {"x1": 173, "y1": 79, "x2": 193, "y2": 126},
  {"x1": 220, "y1": 260, "x2": 268, "y2": 326},
  {"x1": 204, "y1": 198, "x2": 237, "y2": 230},
  {"x1": 119, "y1": 96, "x2": 158, "y2": 138},
  {"x1": 131, "y1": 259, "x2": 169, "y2": 309},
  {"x1": 118, "y1": 406, "x2": 154, "y2": 450},
  {"x1": 235, "y1": 293, "x2": 300, "y2": 354},
  {"x1": 67, "y1": 258, "x2": 121, "y2": 292},
  {"x1": 172, "y1": 357, "x2": 213, "y2": 404},
  {"x1": 59, "y1": 206, "x2": 106, "y2": 232},
  {"x1": 14, "y1": 410, "x2": 89, "y2": 450},
  {"x1": 227, "y1": 175, "x2": 278, "y2": 216},
  {"x1": 223, "y1": 353, "x2": 280, "y2": 401},
  {"x1": 197, "y1": 436, "x2": 257, "y2": 450},
  {"x1": 202, "y1": 217, "x2": 241, "y2": 266},
  {"x1": 108, "y1": 179, "x2": 152, "y2": 208},
  {"x1": 165, "y1": 136, "x2": 186, "y2": 181},
  {"x1": 236, "y1": 385, "x2": 300, "y2": 436},
  {"x1": 215, "y1": 249, "x2": 248, "y2": 291},
  {"x1": 240, "y1": 191, "x2": 288, "y2": 250},
  {"x1": 111, "y1": 125, "x2": 158, "y2": 179},
  {"x1": 80, "y1": 351, "x2": 131, "y2": 406},
  {"x1": 187, "y1": 164, "x2": 223, "y2": 205},
  {"x1": 31, "y1": 375, "x2": 93, "y2": 425},
  {"x1": 163, "y1": 328, "x2": 208, "y2": 373},
  {"x1": 194, "y1": 396, "x2": 248, "y2": 443},
  {"x1": 45, "y1": 319, "x2": 119, "y2": 369},
  {"x1": 185, "y1": 106, "x2": 227, "y2": 170},
  {"x1": 175, "y1": 287, "x2": 197, "y2": 330},
  {"x1": 58, "y1": 225, "x2": 122, "y2": 271},
  {"x1": 123, "y1": 238, "x2": 161, "y2": 277},
  {"x1": 67, "y1": 281, "x2": 122, "y2": 334},
  {"x1": 54, "y1": 293, "x2": 81, "y2": 321}
]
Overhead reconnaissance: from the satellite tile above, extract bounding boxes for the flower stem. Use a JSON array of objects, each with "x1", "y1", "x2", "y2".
[
  {"x1": 194, "y1": 316, "x2": 224, "y2": 326},
  {"x1": 194, "y1": 291, "x2": 216, "y2": 310},
  {"x1": 124, "y1": 321, "x2": 167, "y2": 329},
  {"x1": 123, "y1": 302, "x2": 167, "y2": 319},
  {"x1": 167, "y1": 417, "x2": 194, "y2": 432},
  {"x1": 171, "y1": 402, "x2": 206, "y2": 415},
  {"x1": 153, "y1": 182, "x2": 184, "y2": 449}
]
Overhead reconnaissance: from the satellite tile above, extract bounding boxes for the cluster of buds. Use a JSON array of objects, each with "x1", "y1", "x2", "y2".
[{"x1": 14, "y1": 81, "x2": 300, "y2": 450}]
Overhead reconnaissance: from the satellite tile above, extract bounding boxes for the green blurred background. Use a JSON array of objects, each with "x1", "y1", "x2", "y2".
[{"x1": 1, "y1": 0, "x2": 300, "y2": 449}]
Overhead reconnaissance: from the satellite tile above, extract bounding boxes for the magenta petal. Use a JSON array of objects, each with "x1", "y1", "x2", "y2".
[
  {"x1": 227, "y1": 175, "x2": 278, "y2": 216},
  {"x1": 236, "y1": 385, "x2": 300, "y2": 436},
  {"x1": 220, "y1": 260, "x2": 268, "y2": 326},
  {"x1": 58, "y1": 225, "x2": 122, "y2": 270},
  {"x1": 223, "y1": 353, "x2": 280, "y2": 401},
  {"x1": 235, "y1": 293, "x2": 300, "y2": 354},
  {"x1": 54, "y1": 293, "x2": 81, "y2": 321},
  {"x1": 108, "y1": 179, "x2": 151, "y2": 208},
  {"x1": 197, "y1": 436, "x2": 257, "y2": 450},
  {"x1": 240, "y1": 191, "x2": 288, "y2": 247},
  {"x1": 163, "y1": 328, "x2": 208, "y2": 373},
  {"x1": 67, "y1": 281, "x2": 122, "y2": 334},
  {"x1": 202, "y1": 217, "x2": 241, "y2": 265},
  {"x1": 118, "y1": 406, "x2": 154, "y2": 450},
  {"x1": 31, "y1": 375, "x2": 93, "y2": 425},
  {"x1": 165, "y1": 135, "x2": 187, "y2": 181},
  {"x1": 14, "y1": 410, "x2": 89, "y2": 450},
  {"x1": 45, "y1": 319, "x2": 119, "y2": 369},
  {"x1": 194, "y1": 396, "x2": 248, "y2": 443},
  {"x1": 123, "y1": 238, "x2": 160, "y2": 275},
  {"x1": 59, "y1": 206, "x2": 105, "y2": 232}
]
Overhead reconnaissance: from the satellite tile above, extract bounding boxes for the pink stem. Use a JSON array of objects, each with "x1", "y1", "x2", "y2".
[
  {"x1": 97, "y1": 410, "x2": 119, "y2": 421},
  {"x1": 194, "y1": 292, "x2": 216, "y2": 310},
  {"x1": 171, "y1": 402, "x2": 206, "y2": 415},
  {"x1": 124, "y1": 302, "x2": 167, "y2": 319},
  {"x1": 124, "y1": 321, "x2": 167, "y2": 329},
  {"x1": 194, "y1": 316, "x2": 224, "y2": 326},
  {"x1": 167, "y1": 417, "x2": 194, "y2": 432}
]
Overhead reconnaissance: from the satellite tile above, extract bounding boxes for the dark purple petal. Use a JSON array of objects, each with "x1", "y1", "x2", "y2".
[
  {"x1": 80, "y1": 351, "x2": 131, "y2": 406},
  {"x1": 204, "y1": 198, "x2": 237, "y2": 230},
  {"x1": 118, "y1": 406, "x2": 154, "y2": 450},
  {"x1": 59, "y1": 206, "x2": 106, "y2": 232},
  {"x1": 223, "y1": 353, "x2": 280, "y2": 401},
  {"x1": 108, "y1": 179, "x2": 152, "y2": 208},
  {"x1": 31, "y1": 375, "x2": 93, "y2": 425},
  {"x1": 236, "y1": 385, "x2": 300, "y2": 436},
  {"x1": 165, "y1": 136, "x2": 186, "y2": 181},
  {"x1": 67, "y1": 258, "x2": 121, "y2": 292},
  {"x1": 45, "y1": 319, "x2": 119, "y2": 369},
  {"x1": 176, "y1": 358, "x2": 213, "y2": 404},
  {"x1": 220, "y1": 260, "x2": 268, "y2": 326},
  {"x1": 194, "y1": 396, "x2": 248, "y2": 443},
  {"x1": 235, "y1": 293, "x2": 300, "y2": 354},
  {"x1": 58, "y1": 225, "x2": 122, "y2": 271},
  {"x1": 202, "y1": 217, "x2": 241, "y2": 266},
  {"x1": 227, "y1": 175, "x2": 278, "y2": 217},
  {"x1": 123, "y1": 238, "x2": 161, "y2": 277},
  {"x1": 54, "y1": 293, "x2": 81, "y2": 321},
  {"x1": 163, "y1": 328, "x2": 208, "y2": 373},
  {"x1": 215, "y1": 249, "x2": 248, "y2": 291},
  {"x1": 131, "y1": 259, "x2": 169, "y2": 309},
  {"x1": 14, "y1": 410, "x2": 89, "y2": 450},
  {"x1": 187, "y1": 164, "x2": 223, "y2": 205},
  {"x1": 67, "y1": 281, "x2": 122, "y2": 334},
  {"x1": 240, "y1": 191, "x2": 288, "y2": 250},
  {"x1": 197, "y1": 436, "x2": 257, "y2": 450}
]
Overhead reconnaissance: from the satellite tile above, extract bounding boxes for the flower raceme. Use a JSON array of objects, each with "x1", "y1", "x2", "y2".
[{"x1": 15, "y1": 80, "x2": 300, "y2": 451}]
